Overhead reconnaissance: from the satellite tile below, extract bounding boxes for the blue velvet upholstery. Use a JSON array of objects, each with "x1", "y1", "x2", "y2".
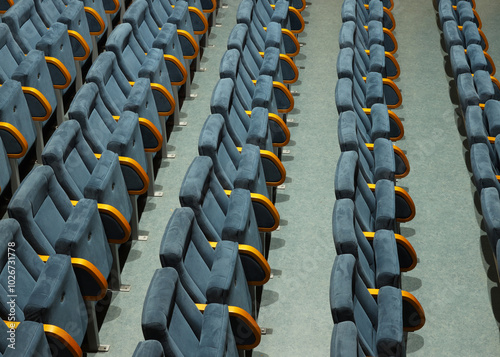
[
  {"x1": 86, "y1": 51, "x2": 163, "y2": 151},
  {"x1": 8, "y1": 165, "x2": 112, "y2": 293},
  {"x1": 0, "y1": 321, "x2": 54, "y2": 356},
  {"x1": 480, "y1": 187, "x2": 500, "y2": 280},
  {"x1": 160, "y1": 207, "x2": 253, "y2": 316},
  {"x1": 0, "y1": 80, "x2": 37, "y2": 164},
  {"x1": 179, "y1": 156, "x2": 264, "y2": 255},
  {"x1": 34, "y1": 0, "x2": 93, "y2": 60},
  {"x1": 0, "y1": 219, "x2": 88, "y2": 347},
  {"x1": 331, "y1": 321, "x2": 364, "y2": 357},
  {"x1": 0, "y1": 23, "x2": 57, "y2": 123},
  {"x1": 330, "y1": 254, "x2": 405, "y2": 357},
  {"x1": 105, "y1": 23, "x2": 175, "y2": 116},
  {"x1": 0, "y1": 138, "x2": 11, "y2": 195},
  {"x1": 42, "y1": 119, "x2": 133, "y2": 242},
  {"x1": 142, "y1": 267, "x2": 239, "y2": 356},
  {"x1": 3, "y1": 0, "x2": 76, "y2": 89}
]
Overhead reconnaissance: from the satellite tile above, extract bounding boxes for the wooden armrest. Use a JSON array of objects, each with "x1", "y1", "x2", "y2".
[
  {"x1": 45, "y1": 56, "x2": 72, "y2": 89},
  {"x1": 0, "y1": 122, "x2": 28, "y2": 159},
  {"x1": 367, "y1": 289, "x2": 425, "y2": 331},
  {"x1": 84, "y1": 7, "x2": 105, "y2": 36},
  {"x1": 281, "y1": 28, "x2": 300, "y2": 57},
  {"x1": 176, "y1": 29, "x2": 199, "y2": 59},
  {"x1": 195, "y1": 304, "x2": 261, "y2": 349},
  {"x1": 150, "y1": 83, "x2": 176, "y2": 116},
  {"x1": 104, "y1": 0, "x2": 120, "y2": 14},
  {"x1": 21, "y1": 86, "x2": 52, "y2": 121},
  {"x1": 188, "y1": 6, "x2": 208, "y2": 35},
  {"x1": 117, "y1": 156, "x2": 150, "y2": 195},
  {"x1": 202, "y1": 0, "x2": 216, "y2": 13},
  {"x1": 67, "y1": 30, "x2": 90, "y2": 61},
  {"x1": 224, "y1": 190, "x2": 280, "y2": 232},
  {"x1": 39, "y1": 255, "x2": 108, "y2": 300},
  {"x1": 138, "y1": 117, "x2": 163, "y2": 153},
  {"x1": 363, "y1": 232, "x2": 417, "y2": 272}
]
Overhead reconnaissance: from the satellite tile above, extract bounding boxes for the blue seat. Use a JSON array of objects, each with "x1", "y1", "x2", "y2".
[
  {"x1": 341, "y1": 0, "x2": 396, "y2": 32},
  {"x1": 442, "y1": 19, "x2": 487, "y2": 52},
  {"x1": 160, "y1": 207, "x2": 269, "y2": 321},
  {"x1": 105, "y1": 23, "x2": 177, "y2": 156},
  {"x1": 438, "y1": 0, "x2": 481, "y2": 29},
  {"x1": 180, "y1": 155, "x2": 278, "y2": 242},
  {"x1": 335, "y1": 76, "x2": 404, "y2": 139},
  {"x1": 480, "y1": 187, "x2": 500, "y2": 282},
  {"x1": 456, "y1": 71, "x2": 500, "y2": 113},
  {"x1": 236, "y1": 0, "x2": 301, "y2": 57},
  {"x1": 465, "y1": 101, "x2": 500, "y2": 145},
  {"x1": 0, "y1": 218, "x2": 88, "y2": 355},
  {"x1": 7, "y1": 165, "x2": 112, "y2": 298},
  {"x1": 334, "y1": 151, "x2": 416, "y2": 231},
  {"x1": 338, "y1": 110, "x2": 409, "y2": 180},
  {"x1": 0, "y1": 138, "x2": 12, "y2": 196},
  {"x1": 0, "y1": 23, "x2": 58, "y2": 130},
  {"x1": 42, "y1": 119, "x2": 133, "y2": 244},
  {"x1": 143, "y1": 267, "x2": 255, "y2": 353},
  {"x1": 0, "y1": 80, "x2": 37, "y2": 192},
  {"x1": 3, "y1": 0, "x2": 78, "y2": 97},
  {"x1": 332, "y1": 198, "x2": 417, "y2": 289},
  {"x1": 249, "y1": 0, "x2": 304, "y2": 35},
  {"x1": 330, "y1": 254, "x2": 425, "y2": 356},
  {"x1": 339, "y1": 20, "x2": 399, "y2": 79},
  {"x1": 448, "y1": 43, "x2": 495, "y2": 80}
]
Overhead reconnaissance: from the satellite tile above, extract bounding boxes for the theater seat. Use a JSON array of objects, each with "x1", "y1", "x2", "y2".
[
  {"x1": 143, "y1": 267, "x2": 257, "y2": 352},
  {"x1": 330, "y1": 254, "x2": 425, "y2": 356},
  {"x1": 132, "y1": 340, "x2": 165, "y2": 357}
]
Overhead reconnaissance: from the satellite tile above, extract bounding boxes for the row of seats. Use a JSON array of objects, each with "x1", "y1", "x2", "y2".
[
  {"x1": 437, "y1": 0, "x2": 500, "y2": 313},
  {"x1": 331, "y1": 1, "x2": 425, "y2": 356},
  {"x1": 134, "y1": 0, "x2": 305, "y2": 355},
  {"x1": 0, "y1": 0, "x2": 228, "y2": 353}
]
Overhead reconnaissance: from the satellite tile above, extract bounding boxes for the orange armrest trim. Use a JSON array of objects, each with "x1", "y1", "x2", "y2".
[
  {"x1": 138, "y1": 117, "x2": 163, "y2": 153},
  {"x1": 96, "y1": 203, "x2": 131, "y2": 244},
  {"x1": 84, "y1": 7, "x2": 105, "y2": 36},
  {"x1": 394, "y1": 186, "x2": 416, "y2": 222},
  {"x1": 162, "y1": 54, "x2": 187, "y2": 86},
  {"x1": 195, "y1": 304, "x2": 261, "y2": 350},
  {"x1": 238, "y1": 244, "x2": 271, "y2": 285},
  {"x1": 272, "y1": 81, "x2": 294, "y2": 113},
  {"x1": 177, "y1": 29, "x2": 199, "y2": 59},
  {"x1": 21, "y1": 86, "x2": 52, "y2": 121},
  {"x1": 268, "y1": 112, "x2": 291, "y2": 147},
  {"x1": 45, "y1": 56, "x2": 72, "y2": 89},
  {"x1": 44, "y1": 324, "x2": 83, "y2": 357},
  {"x1": 279, "y1": 53, "x2": 299, "y2": 84},
  {"x1": 39, "y1": 255, "x2": 108, "y2": 301},
  {"x1": 287, "y1": 6, "x2": 305, "y2": 34},
  {"x1": 117, "y1": 156, "x2": 150, "y2": 195},
  {"x1": 0, "y1": 122, "x2": 28, "y2": 158},
  {"x1": 188, "y1": 6, "x2": 208, "y2": 35},
  {"x1": 67, "y1": 30, "x2": 90, "y2": 61},
  {"x1": 281, "y1": 28, "x2": 300, "y2": 57},
  {"x1": 202, "y1": 0, "x2": 216, "y2": 13},
  {"x1": 150, "y1": 83, "x2": 176, "y2": 116},
  {"x1": 260, "y1": 149, "x2": 286, "y2": 186},
  {"x1": 381, "y1": 78, "x2": 402, "y2": 109},
  {"x1": 104, "y1": 0, "x2": 120, "y2": 14}
]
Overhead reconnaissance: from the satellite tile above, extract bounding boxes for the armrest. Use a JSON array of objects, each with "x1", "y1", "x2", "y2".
[
  {"x1": 260, "y1": 149, "x2": 286, "y2": 186},
  {"x1": 116, "y1": 156, "x2": 149, "y2": 195},
  {"x1": 401, "y1": 291, "x2": 425, "y2": 331},
  {"x1": 0, "y1": 122, "x2": 28, "y2": 159},
  {"x1": 280, "y1": 53, "x2": 299, "y2": 84},
  {"x1": 138, "y1": 117, "x2": 163, "y2": 153},
  {"x1": 43, "y1": 324, "x2": 83, "y2": 357},
  {"x1": 196, "y1": 303, "x2": 261, "y2": 349},
  {"x1": 208, "y1": 241, "x2": 271, "y2": 285},
  {"x1": 273, "y1": 81, "x2": 294, "y2": 113},
  {"x1": 84, "y1": 6, "x2": 105, "y2": 36},
  {"x1": 12, "y1": 49, "x2": 55, "y2": 121},
  {"x1": 373, "y1": 286, "x2": 404, "y2": 354},
  {"x1": 162, "y1": 54, "x2": 187, "y2": 86},
  {"x1": 187, "y1": 6, "x2": 208, "y2": 35},
  {"x1": 372, "y1": 230, "x2": 402, "y2": 287},
  {"x1": 176, "y1": 29, "x2": 199, "y2": 59},
  {"x1": 102, "y1": 0, "x2": 119, "y2": 14}
]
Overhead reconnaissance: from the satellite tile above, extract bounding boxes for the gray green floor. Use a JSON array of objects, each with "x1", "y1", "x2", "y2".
[{"x1": 89, "y1": 0, "x2": 500, "y2": 356}]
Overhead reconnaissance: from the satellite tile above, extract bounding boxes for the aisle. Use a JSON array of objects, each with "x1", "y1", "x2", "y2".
[
  {"x1": 254, "y1": 0, "x2": 340, "y2": 355},
  {"x1": 393, "y1": 1, "x2": 500, "y2": 354}
]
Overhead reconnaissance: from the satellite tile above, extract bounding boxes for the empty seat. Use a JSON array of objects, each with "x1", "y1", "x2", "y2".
[
  {"x1": 41, "y1": 119, "x2": 133, "y2": 244},
  {"x1": 0, "y1": 218, "x2": 88, "y2": 355},
  {"x1": 480, "y1": 187, "x2": 500, "y2": 282},
  {"x1": 334, "y1": 151, "x2": 416, "y2": 231},
  {"x1": 132, "y1": 340, "x2": 165, "y2": 357},
  {"x1": 338, "y1": 110, "x2": 409, "y2": 180},
  {"x1": 439, "y1": 0, "x2": 481, "y2": 28},
  {"x1": 330, "y1": 321, "x2": 364, "y2": 357},
  {"x1": 143, "y1": 267, "x2": 257, "y2": 352},
  {"x1": 442, "y1": 20, "x2": 487, "y2": 52},
  {"x1": 330, "y1": 254, "x2": 425, "y2": 356},
  {"x1": 332, "y1": 198, "x2": 417, "y2": 289},
  {"x1": 456, "y1": 70, "x2": 500, "y2": 112}
]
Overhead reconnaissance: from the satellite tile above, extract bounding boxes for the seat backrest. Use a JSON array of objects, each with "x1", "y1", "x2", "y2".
[
  {"x1": 331, "y1": 321, "x2": 365, "y2": 357},
  {"x1": 141, "y1": 267, "x2": 206, "y2": 356},
  {"x1": 8, "y1": 165, "x2": 74, "y2": 255},
  {"x1": 122, "y1": 0, "x2": 162, "y2": 51},
  {"x1": 0, "y1": 321, "x2": 53, "y2": 356},
  {"x1": 42, "y1": 119, "x2": 98, "y2": 200},
  {"x1": 0, "y1": 138, "x2": 12, "y2": 195},
  {"x1": 0, "y1": 23, "x2": 26, "y2": 82},
  {"x1": 3, "y1": 0, "x2": 47, "y2": 53},
  {"x1": 132, "y1": 340, "x2": 165, "y2": 357},
  {"x1": 0, "y1": 80, "x2": 37, "y2": 160},
  {"x1": 68, "y1": 82, "x2": 119, "y2": 153},
  {"x1": 144, "y1": 0, "x2": 173, "y2": 27}
]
